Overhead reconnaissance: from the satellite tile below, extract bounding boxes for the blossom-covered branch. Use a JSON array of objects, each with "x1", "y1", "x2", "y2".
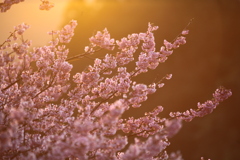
[
  {"x1": 0, "y1": 13, "x2": 232, "y2": 160},
  {"x1": 170, "y1": 86, "x2": 232, "y2": 122}
]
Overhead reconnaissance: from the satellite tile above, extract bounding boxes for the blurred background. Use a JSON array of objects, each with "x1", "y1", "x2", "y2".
[{"x1": 1, "y1": 0, "x2": 240, "y2": 159}]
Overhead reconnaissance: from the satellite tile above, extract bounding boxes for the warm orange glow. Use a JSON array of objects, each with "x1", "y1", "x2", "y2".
[
  {"x1": 0, "y1": 0, "x2": 70, "y2": 46},
  {"x1": 84, "y1": 0, "x2": 96, "y2": 5},
  {"x1": 0, "y1": 1, "x2": 239, "y2": 160}
]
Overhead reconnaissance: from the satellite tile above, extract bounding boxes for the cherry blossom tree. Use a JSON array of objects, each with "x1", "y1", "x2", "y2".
[{"x1": 0, "y1": 1, "x2": 232, "y2": 160}]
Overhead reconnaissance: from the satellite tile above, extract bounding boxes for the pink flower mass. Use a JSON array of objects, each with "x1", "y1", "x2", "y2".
[{"x1": 0, "y1": 1, "x2": 233, "y2": 160}]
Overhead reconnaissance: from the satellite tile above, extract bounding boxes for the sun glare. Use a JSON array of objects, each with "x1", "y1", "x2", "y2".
[{"x1": 84, "y1": 0, "x2": 96, "y2": 6}]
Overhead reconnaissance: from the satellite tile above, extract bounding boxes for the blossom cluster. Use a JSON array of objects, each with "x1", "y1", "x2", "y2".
[
  {"x1": 170, "y1": 86, "x2": 232, "y2": 122},
  {"x1": 39, "y1": 0, "x2": 54, "y2": 11},
  {"x1": 0, "y1": 2, "x2": 232, "y2": 159}
]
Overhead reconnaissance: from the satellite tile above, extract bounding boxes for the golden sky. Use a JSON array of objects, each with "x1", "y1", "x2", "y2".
[{"x1": 0, "y1": 0, "x2": 70, "y2": 46}]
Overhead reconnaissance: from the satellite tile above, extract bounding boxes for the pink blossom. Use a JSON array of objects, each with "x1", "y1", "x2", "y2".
[
  {"x1": 165, "y1": 73, "x2": 173, "y2": 80},
  {"x1": 14, "y1": 23, "x2": 30, "y2": 35},
  {"x1": 169, "y1": 151, "x2": 184, "y2": 160},
  {"x1": 164, "y1": 39, "x2": 173, "y2": 50},
  {"x1": 0, "y1": 10, "x2": 232, "y2": 159},
  {"x1": 181, "y1": 29, "x2": 189, "y2": 35},
  {"x1": 170, "y1": 87, "x2": 232, "y2": 122},
  {"x1": 116, "y1": 33, "x2": 140, "y2": 50},
  {"x1": 58, "y1": 20, "x2": 78, "y2": 44},
  {"x1": 89, "y1": 28, "x2": 115, "y2": 50},
  {"x1": 39, "y1": 0, "x2": 54, "y2": 11},
  {"x1": 165, "y1": 119, "x2": 182, "y2": 138}
]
